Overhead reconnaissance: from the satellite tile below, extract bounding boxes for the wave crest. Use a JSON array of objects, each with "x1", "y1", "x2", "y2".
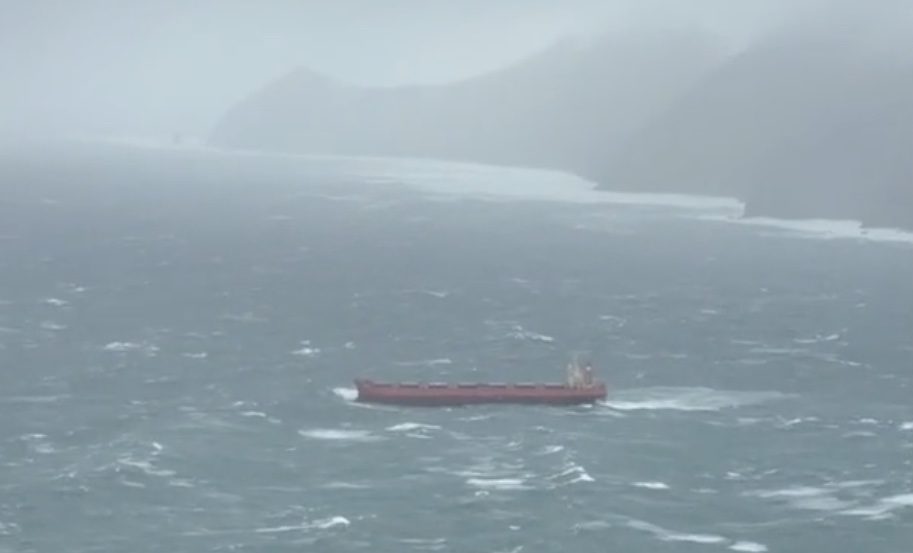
[{"x1": 602, "y1": 387, "x2": 790, "y2": 412}]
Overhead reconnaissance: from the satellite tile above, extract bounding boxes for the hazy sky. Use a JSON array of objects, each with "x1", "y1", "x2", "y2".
[{"x1": 0, "y1": 0, "x2": 898, "y2": 139}]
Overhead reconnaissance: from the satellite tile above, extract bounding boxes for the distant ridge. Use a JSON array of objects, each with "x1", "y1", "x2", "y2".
[
  {"x1": 210, "y1": 11, "x2": 913, "y2": 230},
  {"x1": 210, "y1": 31, "x2": 726, "y2": 176}
]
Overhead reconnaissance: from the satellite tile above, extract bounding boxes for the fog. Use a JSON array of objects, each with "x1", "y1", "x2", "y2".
[
  {"x1": 1, "y1": 0, "x2": 833, "y2": 140},
  {"x1": 2, "y1": 0, "x2": 911, "y2": 227},
  {"x1": 3, "y1": 4, "x2": 913, "y2": 551}
]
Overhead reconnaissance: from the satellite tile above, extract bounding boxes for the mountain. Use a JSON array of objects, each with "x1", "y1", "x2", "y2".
[
  {"x1": 604, "y1": 30, "x2": 913, "y2": 228},
  {"x1": 209, "y1": 32, "x2": 726, "y2": 178},
  {"x1": 209, "y1": 19, "x2": 913, "y2": 230}
]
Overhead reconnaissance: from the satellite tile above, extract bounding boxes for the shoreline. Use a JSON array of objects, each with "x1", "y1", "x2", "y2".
[{"x1": 10, "y1": 134, "x2": 913, "y2": 246}]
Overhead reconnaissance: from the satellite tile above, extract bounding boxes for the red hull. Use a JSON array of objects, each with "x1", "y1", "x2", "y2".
[{"x1": 353, "y1": 378, "x2": 607, "y2": 406}]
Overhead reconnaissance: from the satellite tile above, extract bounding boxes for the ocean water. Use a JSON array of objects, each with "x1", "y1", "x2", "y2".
[{"x1": 1, "y1": 142, "x2": 912, "y2": 552}]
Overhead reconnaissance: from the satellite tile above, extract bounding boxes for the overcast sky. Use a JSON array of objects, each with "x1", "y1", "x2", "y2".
[{"x1": 0, "y1": 0, "x2": 904, "y2": 139}]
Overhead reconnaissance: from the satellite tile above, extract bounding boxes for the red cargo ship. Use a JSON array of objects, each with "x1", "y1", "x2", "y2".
[{"x1": 354, "y1": 360, "x2": 607, "y2": 406}]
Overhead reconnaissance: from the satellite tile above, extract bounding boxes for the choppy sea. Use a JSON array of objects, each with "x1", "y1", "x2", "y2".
[{"x1": 1, "y1": 140, "x2": 912, "y2": 552}]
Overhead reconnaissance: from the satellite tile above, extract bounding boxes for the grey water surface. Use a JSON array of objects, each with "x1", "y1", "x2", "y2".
[{"x1": 1, "y1": 145, "x2": 911, "y2": 552}]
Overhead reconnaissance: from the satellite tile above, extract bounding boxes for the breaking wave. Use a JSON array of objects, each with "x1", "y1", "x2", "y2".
[
  {"x1": 626, "y1": 519, "x2": 727, "y2": 545},
  {"x1": 744, "y1": 480, "x2": 907, "y2": 519},
  {"x1": 549, "y1": 462, "x2": 594, "y2": 485},
  {"x1": 633, "y1": 481, "x2": 670, "y2": 490},
  {"x1": 298, "y1": 429, "x2": 383, "y2": 442},
  {"x1": 602, "y1": 387, "x2": 791, "y2": 412},
  {"x1": 696, "y1": 214, "x2": 913, "y2": 246},
  {"x1": 255, "y1": 515, "x2": 351, "y2": 534},
  {"x1": 730, "y1": 542, "x2": 768, "y2": 552},
  {"x1": 393, "y1": 358, "x2": 453, "y2": 367},
  {"x1": 466, "y1": 478, "x2": 531, "y2": 491},
  {"x1": 840, "y1": 493, "x2": 913, "y2": 520},
  {"x1": 103, "y1": 341, "x2": 160, "y2": 356},
  {"x1": 386, "y1": 422, "x2": 442, "y2": 432},
  {"x1": 332, "y1": 387, "x2": 358, "y2": 402}
]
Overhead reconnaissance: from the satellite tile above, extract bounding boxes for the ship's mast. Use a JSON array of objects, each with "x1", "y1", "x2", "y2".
[{"x1": 565, "y1": 356, "x2": 584, "y2": 388}]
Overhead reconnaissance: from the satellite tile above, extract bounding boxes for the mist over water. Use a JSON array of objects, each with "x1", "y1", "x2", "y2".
[
  {"x1": 1, "y1": 1, "x2": 912, "y2": 550},
  {"x1": 4, "y1": 0, "x2": 905, "y2": 139},
  {"x1": 1, "y1": 143, "x2": 911, "y2": 551}
]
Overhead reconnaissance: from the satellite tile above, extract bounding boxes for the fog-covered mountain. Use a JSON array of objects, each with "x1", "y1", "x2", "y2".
[
  {"x1": 605, "y1": 29, "x2": 913, "y2": 228},
  {"x1": 209, "y1": 32, "x2": 725, "y2": 178},
  {"x1": 210, "y1": 15, "x2": 913, "y2": 229}
]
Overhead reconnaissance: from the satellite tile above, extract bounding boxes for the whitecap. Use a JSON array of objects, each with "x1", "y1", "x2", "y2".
[
  {"x1": 394, "y1": 358, "x2": 453, "y2": 367},
  {"x1": 598, "y1": 315, "x2": 627, "y2": 326},
  {"x1": 775, "y1": 417, "x2": 819, "y2": 428},
  {"x1": 695, "y1": 214, "x2": 913, "y2": 246},
  {"x1": 254, "y1": 524, "x2": 310, "y2": 534},
  {"x1": 103, "y1": 341, "x2": 137, "y2": 351},
  {"x1": 571, "y1": 473, "x2": 595, "y2": 484},
  {"x1": 749, "y1": 346, "x2": 808, "y2": 355},
  {"x1": 312, "y1": 516, "x2": 350, "y2": 529},
  {"x1": 573, "y1": 520, "x2": 613, "y2": 532},
  {"x1": 603, "y1": 387, "x2": 789, "y2": 412},
  {"x1": 298, "y1": 429, "x2": 382, "y2": 442},
  {"x1": 286, "y1": 152, "x2": 740, "y2": 211},
  {"x1": 843, "y1": 431, "x2": 877, "y2": 439},
  {"x1": 747, "y1": 482, "x2": 882, "y2": 513},
  {"x1": 627, "y1": 519, "x2": 727, "y2": 545},
  {"x1": 730, "y1": 542, "x2": 768, "y2": 552},
  {"x1": 459, "y1": 414, "x2": 493, "y2": 422},
  {"x1": 633, "y1": 481, "x2": 670, "y2": 490},
  {"x1": 508, "y1": 326, "x2": 555, "y2": 343},
  {"x1": 103, "y1": 341, "x2": 160, "y2": 356},
  {"x1": 120, "y1": 479, "x2": 146, "y2": 488},
  {"x1": 748, "y1": 486, "x2": 829, "y2": 502},
  {"x1": 665, "y1": 533, "x2": 727, "y2": 544},
  {"x1": 421, "y1": 290, "x2": 450, "y2": 298},
  {"x1": 399, "y1": 537, "x2": 448, "y2": 549},
  {"x1": 794, "y1": 333, "x2": 841, "y2": 344},
  {"x1": 466, "y1": 478, "x2": 531, "y2": 491},
  {"x1": 321, "y1": 481, "x2": 371, "y2": 490},
  {"x1": 550, "y1": 462, "x2": 594, "y2": 484},
  {"x1": 451, "y1": 457, "x2": 528, "y2": 481},
  {"x1": 117, "y1": 456, "x2": 176, "y2": 478},
  {"x1": 899, "y1": 422, "x2": 913, "y2": 431},
  {"x1": 56, "y1": 282, "x2": 86, "y2": 294},
  {"x1": 386, "y1": 422, "x2": 441, "y2": 432},
  {"x1": 332, "y1": 387, "x2": 358, "y2": 402},
  {"x1": 2, "y1": 395, "x2": 69, "y2": 404},
  {"x1": 840, "y1": 493, "x2": 913, "y2": 519},
  {"x1": 0, "y1": 521, "x2": 21, "y2": 536},
  {"x1": 292, "y1": 340, "x2": 321, "y2": 357},
  {"x1": 182, "y1": 352, "x2": 208, "y2": 359}
]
